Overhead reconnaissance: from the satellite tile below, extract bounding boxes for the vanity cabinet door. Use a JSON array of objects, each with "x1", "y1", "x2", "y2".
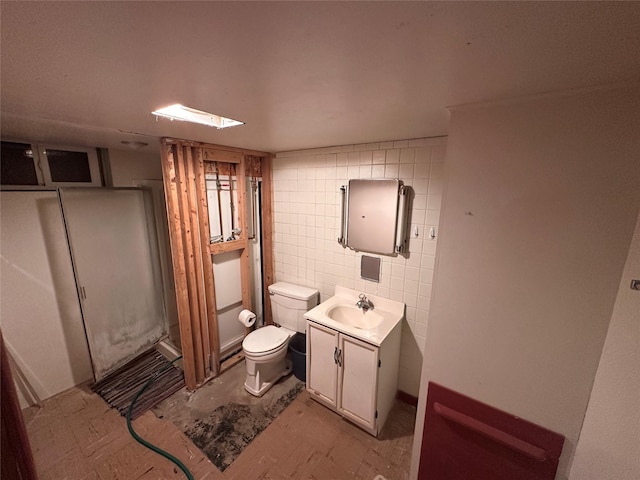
[
  {"x1": 307, "y1": 321, "x2": 339, "y2": 408},
  {"x1": 339, "y1": 334, "x2": 379, "y2": 431}
]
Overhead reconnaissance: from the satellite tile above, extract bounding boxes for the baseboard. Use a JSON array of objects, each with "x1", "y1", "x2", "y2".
[
  {"x1": 155, "y1": 338, "x2": 183, "y2": 369},
  {"x1": 396, "y1": 389, "x2": 418, "y2": 406}
]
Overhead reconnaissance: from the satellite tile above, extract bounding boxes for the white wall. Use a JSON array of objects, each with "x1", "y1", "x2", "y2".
[
  {"x1": 0, "y1": 191, "x2": 93, "y2": 407},
  {"x1": 272, "y1": 137, "x2": 445, "y2": 396},
  {"x1": 569, "y1": 212, "x2": 640, "y2": 479},
  {"x1": 410, "y1": 85, "x2": 640, "y2": 479},
  {"x1": 109, "y1": 148, "x2": 163, "y2": 186}
]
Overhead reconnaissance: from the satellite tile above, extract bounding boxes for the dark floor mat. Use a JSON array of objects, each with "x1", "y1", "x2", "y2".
[
  {"x1": 184, "y1": 380, "x2": 304, "y2": 471},
  {"x1": 92, "y1": 349, "x2": 185, "y2": 420}
]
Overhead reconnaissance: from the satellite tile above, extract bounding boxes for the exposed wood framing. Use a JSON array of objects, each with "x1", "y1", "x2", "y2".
[
  {"x1": 261, "y1": 155, "x2": 275, "y2": 325},
  {"x1": 160, "y1": 143, "x2": 198, "y2": 388},
  {"x1": 160, "y1": 138, "x2": 272, "y2": 390},
  {"x1": 233, "y1": 159, "x2": 252, "y2": 335},
  {"x1": 163, "y1": 138, "x2": 268, "y2": 158},
  {"x1": 202, "y1": 148, "x2": 242, "y2": 163},
  {"x1": 183, "y1": 146, "x2": 209, "y2": 379},
  {"x1": 194, "y1": 149, "x2": 221, "y2": 376},
  {"x1": 245, "y1": 155, "x2": 263, "y2": 178},
  {"x1": 209, "y1": 238, "x2": 248, "y2": 255}
]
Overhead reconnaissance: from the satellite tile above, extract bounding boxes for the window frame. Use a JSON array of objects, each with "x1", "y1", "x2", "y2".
[
  {"x1": 39, "y1": 143, "x2": 102, "y2": 187},
  {"x1": 1, "y1": 140, "x2": 102, "y2": 189}
]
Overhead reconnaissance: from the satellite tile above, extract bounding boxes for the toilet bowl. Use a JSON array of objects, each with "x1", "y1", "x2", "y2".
[
  {"x1": 242, "y1": 325, "x2": 294, "y2": 396},
  {"x1": 242, "y1": 282, "x2": 319, "y2": 397}
]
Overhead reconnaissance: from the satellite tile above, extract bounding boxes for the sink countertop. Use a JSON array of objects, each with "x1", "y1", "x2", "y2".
[{"x1": 304, "y1": 285, "x2": 405, "y2": 347}]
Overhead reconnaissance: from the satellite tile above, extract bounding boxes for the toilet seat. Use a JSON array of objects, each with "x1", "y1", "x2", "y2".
[{"x1": 242, "y1": 325, "x2": 291, "y2": 357}]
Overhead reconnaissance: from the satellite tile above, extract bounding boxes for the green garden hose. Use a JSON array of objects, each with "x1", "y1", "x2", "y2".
[{"x1": 126, "y1": 355, "x2": 194, "y2": 480}]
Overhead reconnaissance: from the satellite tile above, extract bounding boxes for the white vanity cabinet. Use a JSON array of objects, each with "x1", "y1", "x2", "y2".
[{"x1": 306, "y1": 318, "x2": 401, "y2": 437}]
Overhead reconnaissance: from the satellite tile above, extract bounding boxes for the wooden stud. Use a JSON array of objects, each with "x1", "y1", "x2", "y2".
[
  {"x1": 184, "y1": 146, "x2": 210, "y2": 379},
  {"x1": 175, "y1": 146, "x2": 205, "y2": 383},
  {"x1": 209, "y1": 238, "x2": 247, "y2": 255},
  {"x1": 202, "y1": 148, "x2": 242, "y2": 163},
  {"x1": 245, "y1": 155, "x2": 262, "y2": 178},
  {"x1": 194, "y1": 148, "x2": 221, "y2": 376},
  {"x1": 204, "y1": 161, "x2": 234, "y2": 176},
  {"x1": 163, "y1": 137, "x2": 269, "y2": 158},
  {"x1": 237, "y1": 156, "x2": 252, "y2": 334},
  {"x1": 261, "y1": 154, "x2": 276, "y2": 325},
  {"x1": 160, "y1": 143, "x2": 197, "y2": 389}
]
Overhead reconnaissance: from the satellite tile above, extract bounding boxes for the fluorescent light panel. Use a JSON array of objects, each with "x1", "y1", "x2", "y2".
[{"x1": 152, "y1": 104, "x2": 244, "y2": 129}]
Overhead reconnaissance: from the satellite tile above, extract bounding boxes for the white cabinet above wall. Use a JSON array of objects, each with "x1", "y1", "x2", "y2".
[{"x1": 1, "y1": 141, "x2": 102, "y2": 188}]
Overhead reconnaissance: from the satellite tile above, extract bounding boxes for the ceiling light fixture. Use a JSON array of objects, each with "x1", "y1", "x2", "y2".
[{"x1": 151, "y1": 104, "x2": 244, "y2": 129}]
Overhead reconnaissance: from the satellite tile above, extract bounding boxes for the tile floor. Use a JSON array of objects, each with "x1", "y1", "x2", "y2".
[{"x1": 22, "y1": 362, "x2": 416, "y2": 480}]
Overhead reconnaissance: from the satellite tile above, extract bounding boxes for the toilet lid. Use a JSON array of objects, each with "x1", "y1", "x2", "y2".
[{"x1": 243, "y1": 325, "x2": 290, "y2": 355}]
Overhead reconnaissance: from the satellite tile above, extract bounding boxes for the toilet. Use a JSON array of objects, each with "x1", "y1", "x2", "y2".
[{"x1": 242, "y1": 282, "x2": 319, "y2": 397}]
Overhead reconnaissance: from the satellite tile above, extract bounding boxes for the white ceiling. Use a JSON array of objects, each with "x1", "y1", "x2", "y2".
[{"x1": 2, "y1": 1, "x2": 640, "y2": 154}]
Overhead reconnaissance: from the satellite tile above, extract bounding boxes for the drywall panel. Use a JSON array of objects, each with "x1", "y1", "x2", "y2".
[
  {"x1": 213, "y1": 250, "x2": 243, "y2": 310},
  {"x1": 0, "y1": 191, "x2": 92, "y2": 406},
  {"x1": 109, "y1": 149, "x2": 163, "y2": 186},
  {"x1": 411, "y1": 85, "x2": 640, "y2": 479},
  {"x1": 569, "y1": 212, "x2": 640, "y2": 479},
  {"x1": 213, "y1": 250, "x2": 245, "y2": 354}
]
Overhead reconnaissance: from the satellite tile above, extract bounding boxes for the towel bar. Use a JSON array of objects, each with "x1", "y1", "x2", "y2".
[{"x1": 434, "y1": 401, "x2": 547, "y2": 462}]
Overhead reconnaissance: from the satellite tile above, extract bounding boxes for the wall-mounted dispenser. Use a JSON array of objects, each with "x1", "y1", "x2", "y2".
[{"x1": 338, "y1": 179, "x2": 410, "y2": 256}]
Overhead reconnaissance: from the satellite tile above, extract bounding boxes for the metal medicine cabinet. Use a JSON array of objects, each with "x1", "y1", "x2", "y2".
[{"x1": 338, "y1": 179, "x2": 409, "y2": 255}]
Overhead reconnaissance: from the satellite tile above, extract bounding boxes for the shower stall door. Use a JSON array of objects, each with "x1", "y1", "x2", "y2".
[{"x1": 60, "y1": 188, "x2": 167, "y2": 381}]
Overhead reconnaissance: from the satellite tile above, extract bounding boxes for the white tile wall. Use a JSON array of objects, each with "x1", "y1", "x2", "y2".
[{"x1": 273, "y1": 136, "x2": 447, "y2": 396}]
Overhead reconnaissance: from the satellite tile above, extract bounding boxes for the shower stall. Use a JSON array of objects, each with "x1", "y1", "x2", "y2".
[{"x1": 1, "y1": 187, "x2": 172, "y2": 405}]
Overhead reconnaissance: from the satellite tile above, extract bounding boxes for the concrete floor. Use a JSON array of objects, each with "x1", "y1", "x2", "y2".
[{"x1": 153, "y1": 360, "x2": 302, "y2": 432}]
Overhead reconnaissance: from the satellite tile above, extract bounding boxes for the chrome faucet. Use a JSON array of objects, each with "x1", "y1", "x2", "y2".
[{"x1": 356, "y1": 293, "x2": 374, "y2": 312}]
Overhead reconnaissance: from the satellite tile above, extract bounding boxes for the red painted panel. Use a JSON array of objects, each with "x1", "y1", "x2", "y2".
[{"x1": 418, "y1": 382, "x2": 564, "y2": 480}]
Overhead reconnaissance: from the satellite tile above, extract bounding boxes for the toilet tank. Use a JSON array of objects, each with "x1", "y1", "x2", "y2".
[{"x1": 268, "y1": 282, "x2": 319, "y2": 333}]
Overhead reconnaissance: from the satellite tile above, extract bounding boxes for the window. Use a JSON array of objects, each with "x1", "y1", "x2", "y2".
[
  {"x1": 1, "y1": 141, "x2": 40, "y2": 185},
  {"x1": 1, "y1": 141, "x2": 102, "y2": 187}
]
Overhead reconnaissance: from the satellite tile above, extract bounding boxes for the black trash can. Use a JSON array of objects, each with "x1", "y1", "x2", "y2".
[{"x1": 289, "y1": 333, "x2": 306, "y2": 382}]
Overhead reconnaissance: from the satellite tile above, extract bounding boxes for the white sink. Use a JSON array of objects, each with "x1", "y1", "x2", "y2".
[
  {"x1": 326, "y1": 305, "x2": 384, "y2": 330},
  {"x1": 304, "y1": 286, "x2": 405, "y2": 346}
]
